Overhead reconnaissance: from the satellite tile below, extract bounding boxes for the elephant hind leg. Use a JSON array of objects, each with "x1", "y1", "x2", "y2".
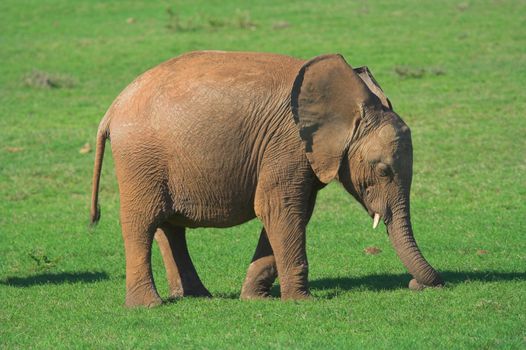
[
  {"x1": 155, "y1": 224, "x2": 211, "y2": 298},
  {"x1": 240, "y1": 228, "x2": 277, "y2": 299},
  {"x1": 113, "y1": 146, "x2": 174, "y2": 307},
  {"x1": 121, "y1": 218, "x2": 163, "y2": 308}
]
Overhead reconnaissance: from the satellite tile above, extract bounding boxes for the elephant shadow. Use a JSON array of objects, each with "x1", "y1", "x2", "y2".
[
  {"x1": 215, "y1": 270, "x2": 525, "y2": 300},
  {"x1": 0, "y1": 271, "x2": 110, "y2": 287},
  {"x1": 309, "y1": 270, "x2": 526, "y2": 298},
  {"x1": 3, "y1": 270, "x2": 523, "y2": 300}
]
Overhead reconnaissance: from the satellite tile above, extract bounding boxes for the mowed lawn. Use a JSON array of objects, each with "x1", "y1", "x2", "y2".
[{"x1": 1, "y1": 0, "x2": 524, "y2": 348}]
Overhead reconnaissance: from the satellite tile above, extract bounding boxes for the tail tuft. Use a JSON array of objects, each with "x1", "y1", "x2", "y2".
[{"x1": 89, "y1": 205, "x2": 101, "y2": 227}]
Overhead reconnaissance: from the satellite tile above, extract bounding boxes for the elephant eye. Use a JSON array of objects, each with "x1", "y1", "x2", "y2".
[{"x1": 376, "y1": 162, "x2": 392, "y2": 177}]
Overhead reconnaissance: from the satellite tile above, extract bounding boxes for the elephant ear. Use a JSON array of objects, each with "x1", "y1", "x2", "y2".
[
  {"x1": 354, "y1": 66, "x2": 393, "y2": 110},
  {"x1": 291, "y1": 54, "x2": 374, "y2": 183}
]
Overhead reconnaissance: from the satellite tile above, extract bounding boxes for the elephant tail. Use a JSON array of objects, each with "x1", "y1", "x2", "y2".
[{"x1": 89, "y1": 116, "x2": 110, "y2": 227}]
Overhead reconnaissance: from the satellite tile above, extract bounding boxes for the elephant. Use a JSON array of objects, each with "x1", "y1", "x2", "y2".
[{"x1": 90, "y1": 51, "x2": 443, "y2": 307}]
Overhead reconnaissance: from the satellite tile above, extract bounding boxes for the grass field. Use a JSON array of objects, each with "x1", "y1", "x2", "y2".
[{"x1": 1, "y1": 0, "x2": 525, "y2": 348}]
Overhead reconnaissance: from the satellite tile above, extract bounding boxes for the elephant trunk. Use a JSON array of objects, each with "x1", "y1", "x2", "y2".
[{"x1": 386, "y1": 209, "x2": 443, "y2": 288}]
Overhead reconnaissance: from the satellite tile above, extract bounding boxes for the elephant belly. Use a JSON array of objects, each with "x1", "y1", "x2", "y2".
[
  {"x1": 164, "y1": 130, "x2": 261, "y2": 228},
  {"x1": 166, "y1": 197, "x2": 257, "y2": 228}
]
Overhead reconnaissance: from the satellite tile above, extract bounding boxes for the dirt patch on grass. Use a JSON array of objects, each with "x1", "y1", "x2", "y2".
[
  {"x1": 6, "y1": 147, "x2": 24, "y2": 153},
  {"x1": 272, "y1": 20, "x2": 290, "y2": 30},
  {"x1": 165, "y1": 7, "x2": 257, "y2": 32},
  {"x1": 364, "y1": 246, "x2": 382, "y2": 255},
  {"x1": 394, "y1": 66, "x2": 446, "y2": 79},
  {"x1": 23, "y1": 70, "x2": 77, "y2": 89}
]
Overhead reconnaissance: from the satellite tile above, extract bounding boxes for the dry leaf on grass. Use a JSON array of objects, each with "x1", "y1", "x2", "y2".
[
  {"x1": 79, "y1": 143, "x2": 91, "y2": 154},
  {"x1": 6, "y1": 147, "x2": 24, "y2": 153}
]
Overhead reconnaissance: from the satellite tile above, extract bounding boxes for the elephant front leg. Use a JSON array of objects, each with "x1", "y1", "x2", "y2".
[
  {"x1": 240, "y1": 228, "x2": 277, "y2": 299},
  {"x1": 155, "y1": 224, "x2": 211, "y2": 299},
  {"x1": 242, "y1": 189, "x2": 317, "y2": 299},
  {"x1": 256, "y1": 205, "x2": 310, "y2": 300},
  {"x1": 268, "y1": 222, "x2": 310, "y2": 300}
]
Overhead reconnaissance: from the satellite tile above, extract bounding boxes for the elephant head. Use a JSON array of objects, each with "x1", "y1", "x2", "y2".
[{"x1": 291, "y1": 54, "x2": 443, "y2": 289}]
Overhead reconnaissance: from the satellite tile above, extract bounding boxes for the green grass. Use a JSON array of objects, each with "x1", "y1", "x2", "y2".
[{"x1": 1, "y1": 0, "x2": 525, "y2": 348}]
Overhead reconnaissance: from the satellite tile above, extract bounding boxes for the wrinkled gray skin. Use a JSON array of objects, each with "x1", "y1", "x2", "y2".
[{"x1": 90, "y1": 51, "x2": 443, "y2": 307}]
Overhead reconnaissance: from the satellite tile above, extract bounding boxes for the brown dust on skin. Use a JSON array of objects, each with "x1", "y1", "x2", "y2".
[{"x1": 90, "y1": 51, "x2": 443, "y2": 307}]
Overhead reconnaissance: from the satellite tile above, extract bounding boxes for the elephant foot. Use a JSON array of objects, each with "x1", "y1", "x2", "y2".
[
  {"x1": 168, "y1": 283, "x2": 212, "y2": 300},
  {"x1": 240, "y1": 259, "x2": 277, "y2": 300},
  {"x1": 241, "y1": 292, "x2": 271, "y2": 300},
  {"x1": 280, "y1": 290, "x2": 311, "y2": 301},
  {"x1": 240, "y1": 280, "x2": 273, "y2": 300},
  {"x1": 168, "y1": 287, "x2": 212, "y2": 300},
  {"x1": 125, "y1": 289, "x2": 163, "y2": 308},
  {"x1": 181, "y1": 287, "x2": 212, "y2": 298},
  {"x1": 278, "y1": 263, "x2": 310, "y2": 300},
  {"x1": 408, "y1": 278, "x2": 444, "y2": 291}
]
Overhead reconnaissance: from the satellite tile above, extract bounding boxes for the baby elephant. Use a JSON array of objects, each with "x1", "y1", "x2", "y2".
[{"x1": 90, "y1": 51, "x2": 443, "y2": 307}]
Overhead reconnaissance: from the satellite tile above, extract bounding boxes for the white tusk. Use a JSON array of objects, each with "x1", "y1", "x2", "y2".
[{"x1": 373, "y1": 213, "x2": 381, "y2": 229}]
